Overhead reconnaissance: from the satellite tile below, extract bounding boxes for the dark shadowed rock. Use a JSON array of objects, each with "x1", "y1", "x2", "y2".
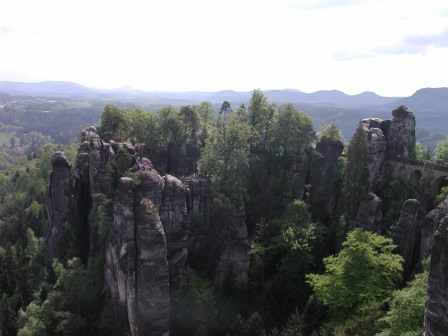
[
  {"x1": 309, "y1": 139, "x2": 344, "y2": 220},
  {"x1": 160, "y1": 174, "x2": 190, "y2": 279},
  {"x1": 392, "y1": 199, "x2": 420, "y2": 280},
  {"x1": 45, "y1": 151, "x2": 74, "y2": 266},
  {"x1": 349, "y1": 192, "x2": 383, "y2": 233},
  {"x1": 424, "y1": 214, "x2": 448, "y2": 336}
]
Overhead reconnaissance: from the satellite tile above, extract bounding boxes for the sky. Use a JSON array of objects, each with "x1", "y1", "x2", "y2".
[{"x1": 1, "y1": 0, "x2": 448, "y2": 97}]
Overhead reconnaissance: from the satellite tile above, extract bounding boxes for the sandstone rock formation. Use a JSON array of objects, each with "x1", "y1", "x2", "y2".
[
  {"x1": 380, "y1": 105, "x2": 416, "y2": 160},
  {"x1": 350, "y1": 192, "x2": 383, "y2": 234},
  {"x1": 44, "y1": 126, "x2": 251, "y2": 335},
  {"x1": 309, "y1": 139, "x2": 344, "y2": 220},
  {"x1": 104, "y1": 177, "x2": 170, "y2": 336},
  {"x1": 44, "y1": 151, "x2": 74, "y2": 266},
  {"x1": 424, "y1": 212, "x2": 448, "y2": 336},
  {"x1": 361, "y1": 118, "x2": 387, "y2": 189},
  {"x1": 392, "y1": 199, "x2": 420, "y2": 281}
]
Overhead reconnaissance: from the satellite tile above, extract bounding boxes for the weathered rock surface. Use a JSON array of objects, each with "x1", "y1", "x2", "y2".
[
  {"x1": 350, "y1": 192, "x2": 383, "y2": 234},
  {"x1": 105, "y1": 177, "x2": 170, "y2": 336},
  {"x1": 424, "y1": 212, "x2": 448, "y2": 336},
  {"x1": 419, "y1": 198, "x2": 448, "y2": 267},
  {"x1": 361, "y1": 118, "x2": 387, "y2": 189},
  {"x1": 45, "y1": 128, "x2": 251, "y2": 335},
  {"x1": 380, "y1": 105, "x2": 416, "y2": 160},
  {"x1": 309, "y1": 139, "x2": 344, "y2": 220},
  {"x1": 392, "y1": 199, "x2": 420, "y2": 280},
  {"x1": 44, "y1": 151, "x2": 74, "y2": 266},
  {"x1": 160, "y1": 174, "x2": 190, "y2": 279}
]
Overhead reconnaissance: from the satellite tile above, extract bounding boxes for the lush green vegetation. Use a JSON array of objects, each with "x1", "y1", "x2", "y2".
[{"x1": 0, "y1": 89, "x2": 441, "y2": 335}]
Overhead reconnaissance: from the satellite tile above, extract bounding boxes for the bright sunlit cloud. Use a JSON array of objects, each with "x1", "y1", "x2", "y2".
[{"x1": 1, "y1": 0, "x2": 447, "y2": 96}]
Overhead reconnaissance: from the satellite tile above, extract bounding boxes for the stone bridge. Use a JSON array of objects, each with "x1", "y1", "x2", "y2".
[{"x1": 382, "y1": 157, "x2": 448, "y2": 199}]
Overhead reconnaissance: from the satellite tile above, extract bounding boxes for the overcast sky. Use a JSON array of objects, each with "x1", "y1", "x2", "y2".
[{"x1": 1, "y1": 0, "x2": 447, "y2": 96}]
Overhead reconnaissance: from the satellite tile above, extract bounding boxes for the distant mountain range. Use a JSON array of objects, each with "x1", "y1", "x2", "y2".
[
  {"x1": 1, "y1": 81, "x2": 447, "y2": 139},
  {"x1": 0, "y1": 81, "x2": 401, "y2": 106}
]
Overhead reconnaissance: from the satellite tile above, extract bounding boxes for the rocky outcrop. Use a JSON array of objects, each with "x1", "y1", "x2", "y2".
[
  {"x1": 392, "y1": 199, "x2": 420, "y2": 280},
  {"x1": 104, "y1": 177, "x2": 170, "y2": 336},
  {"x1": 380, "y1": 105, "x2": 416, "y2": 160},
  {"x1": 350, "y1": 192, "x2": 383, "y2": 234},
  {"x1": 424, "y1": 212, "x2": 448, "y2": 335},
  {"x1": 361, "y1": 118, "x2": 387, "y2": 189},
  {"x1": 45, "y1": 127, "x2": 251, "y2": 335},
  {"x1": 420, "y1": 198, "x2": 448, "y2": 260},
  {"x1": 309, "y1": 139, "x2": 344, "y2": 220},
  {"x1": 160, "y1": 174, "x2": 190, "y2": 279},
  {"x1": 44, "y1": 151, "x2": 74, "y2": 266}
]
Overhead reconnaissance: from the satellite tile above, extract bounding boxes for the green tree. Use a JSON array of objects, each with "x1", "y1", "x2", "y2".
[
  {"x1": 248, "y1": 89, "x2": 276, "y2": 148},
  {"x1": 158, "y1": 105, "x2": 183, "y2": 144},
  {"x1": 433, "y1": 139, "x2": 448, "y2": 164},
  {"x1": 307, "y1": 228, "x2": 403, "y2": 324},
  {"x1": 179, "y1": 105, "x2": 200, "y2": 139},
  {"x1": 412, "y1": 142, "x2": 430, "y2": 160},
  {"x1": 128, "y1": 107, "x2": 151, "y2": 143},
  {"x1": 342, "y1": 123, "x2": 370, "y2": 220},
  {"x1": 173, "y1": 267, "x2": 216, "y2": 335},
  {"x1": 318, "y1": 122, "x2": 344, "y2": 143},
  {"x1": 198, "y1": 110, "x2": 255, "y2": 192},
  {"x1": 377, "y1": 270, "x2": 428, "y2": 336},
  {"x1": 97, "y1": 104, "x2": 131, "y2": 141},
  {"x1": 270, "y1": 104, "x2": 315, "y2": 158},
  {"x1": 196, "y1": 101, "x2": 215, "y2": 130}
]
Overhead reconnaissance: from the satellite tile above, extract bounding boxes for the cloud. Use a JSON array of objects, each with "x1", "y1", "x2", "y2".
[
  {"x1": 334, "y1": 27, "x2": 448, "y2": 60},
  {"x1": 376, "y1": 27, "x2": 448, "y2": 55}
]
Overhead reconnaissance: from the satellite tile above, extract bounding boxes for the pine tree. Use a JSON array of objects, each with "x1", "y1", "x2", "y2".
[{"x1": 342, "y1": 123, "x2": 370, "y2": 220}]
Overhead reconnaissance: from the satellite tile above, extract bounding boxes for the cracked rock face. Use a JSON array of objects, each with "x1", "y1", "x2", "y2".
[
  {"x1": 44, "y1": 151, "x2": 74, "y2": 266},
  {"x1": 361, "y1": 118, "x2": 387, "y2": 189},
  {"x1": 392, "y1": 199, "x2": 420, "y2": 280},
  {"x1": 424, "y1": 211, "x2": 448, "y2": 336},
  {"x1": 105, "y1": 177, "x2": 170, "y2": 336},
  {"x1": 380, "y1": 105, "x2": 416, "y2": 160}
]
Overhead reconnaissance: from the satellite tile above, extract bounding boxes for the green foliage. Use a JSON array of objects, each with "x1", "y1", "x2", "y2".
[
  {"x1": 180, "y1": 105, "x2": 200, "y2": 139},
  {"x1": 198, "y1": 111, "x2": 255, "y2": 194},
  {"x1": 379, "y1": 178, "x2": 414, "y2": 233},
  {"x1": 158, "y1": 105, "x2": 183, "y2": 144},
  {"x1": 377, "y1": 271, "x2": 428, "y2": 336},
  {"x1": 342, "y1": 124, "x2": 370, "y2": 220},
  {"x1": 434, "y1": 139, "x2": 448, "y2": 164},
  {"x1": 248, "y1": 89, "x2": 276, "y2": 148},
  {"x1": 333, "y1": 300, "x2": 384, "y2": 336},
  {"x1": 307, "y1": 228, "x2": 403, "y2": 325},
  {"x1": 173, "y1": 267, "x2": 216, "y2": 335},
  {"x1": 270, "y1": 104, "x2": 315, "y2": 158},
  {"x1": 318, "y1": 122, "x2": 344, "y2": 143},
  {"x1": 435, "y1": 184, "x2": 448, "y2": 204},
  {"x1": 195, "y1": 101, "x2": 215, "y2": 130},
  {"x1": 97, "y1": 104, "x2": 131, "y2": 141},
  {"x1": 115, "y1": 148, "x2": 133, "y2": 178},
  {"x1": 412, "y1": 142, "x2": 430, "y2": 160}
]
